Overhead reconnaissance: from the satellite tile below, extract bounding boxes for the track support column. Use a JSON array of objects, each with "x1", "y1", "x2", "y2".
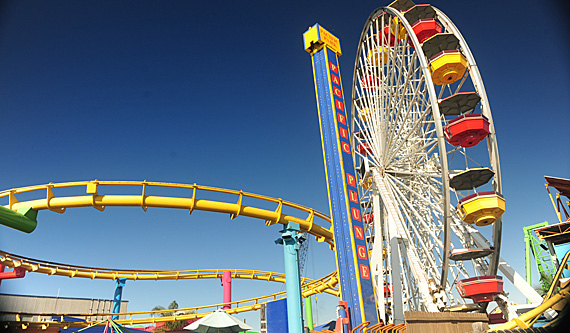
[
  {"x1": 275, "y1": 222, "x2": 305, "y2": 333},
  {"x1": 112, "y1": 278, "x2": 126, "y2": 320},
  {"x1": 222, "y1": 270, "x2": 232, "y2": 310},
  {"x1": 305, "y1": 294, "x2": 314, "y2": 331}
]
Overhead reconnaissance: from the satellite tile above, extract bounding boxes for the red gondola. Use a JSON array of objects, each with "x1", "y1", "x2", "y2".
[
  {"x1": 444, "y1": 114, "x2": 489, "y2": 148},
  {"x1": 412, "y1": 19, "x2": 442, "y2": 44},
  {"x1": 456, "y1": 275, "x2": 503, "y2": 303}
]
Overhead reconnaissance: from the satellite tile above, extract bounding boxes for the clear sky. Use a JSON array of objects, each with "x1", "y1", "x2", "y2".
[{"x1": 0, "y1": 0, "x2": 569, "y2": 330}]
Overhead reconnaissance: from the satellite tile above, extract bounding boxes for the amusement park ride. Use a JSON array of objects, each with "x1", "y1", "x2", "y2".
[{"x1": 0, "y1": 0, "x2": 569, "y2": 332}]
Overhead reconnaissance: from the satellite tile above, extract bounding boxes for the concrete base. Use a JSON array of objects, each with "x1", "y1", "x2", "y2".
[{"x1": 404, "y1": 311, "x2": 489, "y2": 333}]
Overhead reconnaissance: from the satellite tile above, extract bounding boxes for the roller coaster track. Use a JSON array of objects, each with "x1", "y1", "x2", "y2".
[
  {"x1": 0, "y1": 181, "x2": 338, "y2": 327},
  {"x1": 0, "y1": 180, "x2": 334, "y2": 245},
  {"x1": 0, "y1": 250, "x2": 338, "y2": 296},
  {"x1": 2, "y1": 280, "x2": 337, "y2": 328},
  {"x1": 0, "y1": 249, "x2": 339, "y2": 327}
]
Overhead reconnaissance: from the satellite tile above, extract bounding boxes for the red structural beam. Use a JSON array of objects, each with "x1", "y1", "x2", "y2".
[{"x1": 0, "y1": 265, "x2": 26, "y2": 280}]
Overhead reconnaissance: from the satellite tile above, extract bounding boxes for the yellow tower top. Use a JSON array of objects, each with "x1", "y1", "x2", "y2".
[{"x1": 303, "y1": 24, "x2": 342, "y2": 56}]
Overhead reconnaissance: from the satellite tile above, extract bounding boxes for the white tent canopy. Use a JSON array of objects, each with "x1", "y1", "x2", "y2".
[{"x1": 184, "y1": 309, "x2": 253, "y2": 333}]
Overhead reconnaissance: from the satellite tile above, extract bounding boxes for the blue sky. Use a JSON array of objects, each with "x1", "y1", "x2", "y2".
[{"x1": 0, "y1": 0, "x2": 568, "y2": 330}]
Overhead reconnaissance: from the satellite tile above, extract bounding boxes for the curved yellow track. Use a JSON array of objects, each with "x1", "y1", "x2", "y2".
[
  {"x1": 0, "y1": 249, "x2": 339, "y2": 327},
  {"x1": 4, "y1": 284, "x2": 334, "y2": 328},
  {"x1": 0, "y1": 181, "x2": 339, "y2": 327},
  {"x1": 0, "y1": 250, "x2": 338, "y2": 295},
  {"x1": 0, "y1": 180, "x2": 334, "y2": 245},
  {"x1": 3, "y1": 276, "x2": 339, "y2": 328}
]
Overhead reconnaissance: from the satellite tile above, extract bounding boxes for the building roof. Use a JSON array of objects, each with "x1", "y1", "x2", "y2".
[
  {"x1": 534, "y1": 220, "x2": 570, "y2": 245},
  {"x1": 545, "y1": 176, "x2": 570, "y2": 199}
]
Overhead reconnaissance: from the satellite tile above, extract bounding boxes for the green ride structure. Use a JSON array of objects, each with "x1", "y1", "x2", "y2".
[{"x1": 524, "y1": 222, "x2": 557, "y2": 295}]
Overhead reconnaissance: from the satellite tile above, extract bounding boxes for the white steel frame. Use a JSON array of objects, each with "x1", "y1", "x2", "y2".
[{"x1": 349, "y1": 6, "x2": 517, "y2": 323}]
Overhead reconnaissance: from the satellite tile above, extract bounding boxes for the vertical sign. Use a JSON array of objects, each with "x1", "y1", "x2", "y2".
[{"x1": 304, "y1": 24, "x2": 378, "y2": 328}]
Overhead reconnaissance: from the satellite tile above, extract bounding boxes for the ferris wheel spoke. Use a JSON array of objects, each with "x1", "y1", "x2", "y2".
[
  {"x1": 407, "y1": 137, "x2": 439, "y2": 170},
  {"x1": 383, "y1": 38, "x2": 407, "y2": 122},
  {"x1": 382, "y1": 56, "x2": 423, "y2": 156},
  {"x1": 436, "y1": 84, "x2": 446, "y2": 100},
  {"x1": 388, "y1": 177, "x2": 444, "y2": 248},
  {"x1": 386, "y1": 170, "x2": 442, "y2": 179},
  {"x1": 384, "y1": 104, "x2": 431, "y2": 165},
  {"x1": 385, "y1": 65, "x2": 419, "y2": 140},
  {"x1": 385, "y1": 80, "x2": 428, "y2": 149},
  {"x1": 394, "y1": 196, "x2": 444, "y2": 259},
  {"x1": 388, "y1": 184, "x2": 445, "y2": 254},
  {"x1": 387, "y1": 137, "x2": 438, "y2": 169},
  {"x1": 386, "y1": 174, "x2": 444, "y2": 217},
  {"x1": 389, "y1": 184, "x2": 441, "y2": 268}
]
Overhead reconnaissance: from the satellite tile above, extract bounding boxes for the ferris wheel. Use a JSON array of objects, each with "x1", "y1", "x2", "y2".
[{"x1": 350, "y1": 0, "x2": 507, "y2": 322}]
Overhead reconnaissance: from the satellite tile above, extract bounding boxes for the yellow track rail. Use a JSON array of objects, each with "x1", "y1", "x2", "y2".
[
  {"x1": 0, "y1": 250, "x2": 338, "y2": 296},
  {"x1": 1, "y1": 270, "x2": 339, "y2": 327},
  {"x1": 0, "y1": 180, "x2": 334, "y2": 245},
  {"x1": 0, "y1": 181, "x2": 339, "y2": 327}
]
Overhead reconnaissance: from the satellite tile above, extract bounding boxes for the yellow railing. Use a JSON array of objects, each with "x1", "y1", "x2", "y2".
[
  {"x1": 0, "y1": 250, "x2": 336, "y2": 288},
  {"x1": 0, "y1": 180, "x2": 334, "y2": 245},
  {"x1": 0, "y1": 250, "x2": 338, "y2": 297}
]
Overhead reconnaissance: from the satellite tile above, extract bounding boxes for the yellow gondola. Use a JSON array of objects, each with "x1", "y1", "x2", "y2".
[{"x1": 457, "y1": 191, "x2": 505, "y2": 226}]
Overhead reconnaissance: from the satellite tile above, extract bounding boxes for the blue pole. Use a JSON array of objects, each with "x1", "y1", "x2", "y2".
[
  {"x1": 275, "y1": 222, "x2": 304, "y2": 333},
  {"x1": 112, "y1": 278, "x2": 126, "y2": 320}
]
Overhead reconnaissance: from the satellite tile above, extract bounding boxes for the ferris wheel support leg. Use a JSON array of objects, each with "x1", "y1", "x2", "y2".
[
  {"x1": 370, "y1": 189, "x2": 386, "y2": 323},
  {"x1": 497, "y1": 258, "x2": 544, "y2": 305},
  {"x1": 376, "y1": 179, "x2": 407, "y2": 324},
  {"x1": 389, "y1": 237, "x2": 405, "y2": 324},
  {"x1": 494, "y1": 293, "x2": 518, "y2": 321},
  {"x1": 376, "y1": 177, "x2": 439, "y2": 315}
]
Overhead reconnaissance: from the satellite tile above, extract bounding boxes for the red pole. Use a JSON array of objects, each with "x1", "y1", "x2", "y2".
[{"x1": 221, "y1": 271, "x2": 232, "y2": 310}]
